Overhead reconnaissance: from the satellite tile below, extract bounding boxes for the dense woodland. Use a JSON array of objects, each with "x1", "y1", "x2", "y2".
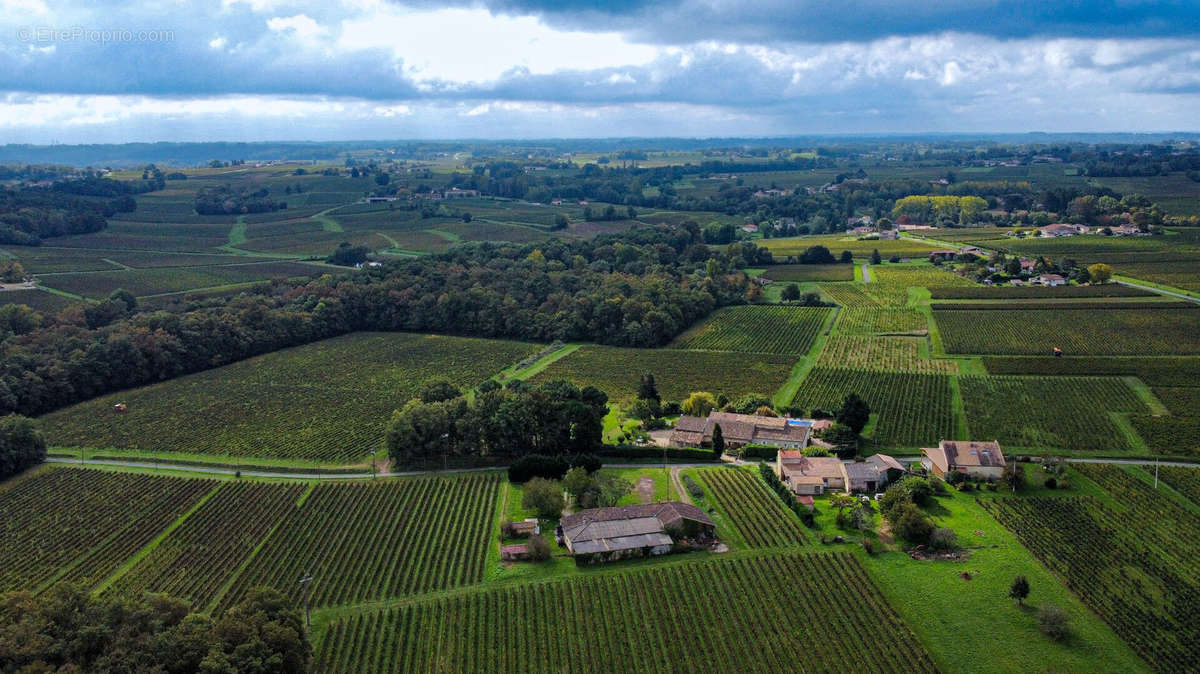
[{"x1": 0, "y1": 226, "x2": 752, "y2": 417}]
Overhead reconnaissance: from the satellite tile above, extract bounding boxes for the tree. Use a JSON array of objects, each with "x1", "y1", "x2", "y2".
[
  {"x1": 107, "y1": 288, "x2": 137, "y2": 313},
  {"x1": 879, "y1": 484, "x2": 912, "y2": 521},
  {"x1": 780, "y1": 283, "x2": 801, "y2": 302},
  {"x1": 711, "y1": 423, "x2": 725, "y2": 457},
  {"x1": 562, "y1": 466, "x2": 593, "y2": 502},
  {"x1": 839, "y1": 250, "x2": 854, "y2": 264},
  {"x1": 1002, "y1": 461, "x2": 1025, "y2": 492},
  {"x1": 419, "y1": 380, "x2": 460, "y2": 403},
  {"x1": 1009, "y1": 575, "x2": 1030, "y2": 605},
  {"x1": 553, "y1": 213, "x2": 569, "y2": 230},
  {"x1": 928, "y1": 527, "x2": 958, "y2": 551},
  {"x1": 577, "y1": 473, "x2": 633, "y2": 509},
  {"x1": 837, "y1": 393, "x2": 871, "y2": 435},
  {"x1": 637, "y1": 372, "x2": 660, "y2": 403},
  {"x1": 801, "y1": 446, "x2": 830, "y2": 457},
  {"x1": 870, "y1": 249, "x2": 882, "y2": 265},
  {"x1": 0, "y1": 415, "x2": 45, "y2": 479},
  {"x1": 1038, "y1": 604, "x2": 1070, "y2": 641},
  {"x1": 1006, "y1": 258, "x2": 1023, "y2": 276},
  {"x1": 821, "y1": 423, "x2": 860, "y2": 459},
  {"x1": 893, "y1": 503, "x2": 933, "y2": 542},
  {"x1": 526, "y1": 533, "x2": 552, "y2": 561},
  {"x1": 521, "y1": 477, "x2": 565, "y2": 519},
  {"x1": 898, "y1": 476, "x2": 933, "y2": 506},
  {"x1": 1087, "y1": 262, "x2": 1113, "y2": 285},
  {"x1": 681, "y1": 392, "x2": 717, "y2": 417}
]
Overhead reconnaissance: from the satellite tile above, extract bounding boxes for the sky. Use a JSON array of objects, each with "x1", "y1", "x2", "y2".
[{"x1": 1, "y1": 0, "x2": 1199, "y2": 143}]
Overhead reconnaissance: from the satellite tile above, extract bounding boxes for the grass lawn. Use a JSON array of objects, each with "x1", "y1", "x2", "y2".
[{"x1": 863, "y1": 486, "x2": 1149, "y2": 673}]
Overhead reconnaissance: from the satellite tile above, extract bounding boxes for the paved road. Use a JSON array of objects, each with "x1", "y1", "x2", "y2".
[
  {"x1": 1115, "y1": 279, "x2": 1200, "y2": 304},
  {"x1": 861, "y1": 263, "x2": 871, "y2": 282}
]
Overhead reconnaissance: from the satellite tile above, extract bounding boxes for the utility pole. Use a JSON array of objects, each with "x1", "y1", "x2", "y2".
[{"x1": 299, "y1": 572, "x2": 313, "y2": 629}]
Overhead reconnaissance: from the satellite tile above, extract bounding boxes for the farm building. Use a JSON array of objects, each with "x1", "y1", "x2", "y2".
[
  {"x1": 921, "y1": 440, "x2": 1006, "y2": 480},
  {"x1": 842, "y1": 461, "x2": 884, "y2": 494},
  {"x1": 878, "y1": 230, "x2": 899, "y2": 240},
  {"x1": 500, "y1": 544, "x2": 530, "y2": 561},
  {"x1": 1033, "y1": 274, "x2": 1067, "y2": 287},
  {"x1": 1039, "y1": 223, "x2": 1089, "y2": 237},
  {"x1": 775, "y1": 452, "x2": 846, "y2": 495},
  {"x1": 865, "y1": 454, "x2": 907, "y2": 485},
  {"x1": 670, "y1": 412, "x2": 812, "y2": 450},
  {"x1": 502, "y1": 518, "x2": 539, "y2": 538},
  {"x1": 556, "y1": 502, "x2": 715, "y2": 565},
  {"x1": 928, "y1": 249, "x2": 958, "y2": 261}
]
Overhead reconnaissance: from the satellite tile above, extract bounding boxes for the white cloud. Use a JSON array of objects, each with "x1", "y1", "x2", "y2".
[
  {"x1": 209, "y1": 36, "x2": 228, "y2": 50},
  {"x1": 267, "y1": 14, "x2": 326, "y2": 39}
]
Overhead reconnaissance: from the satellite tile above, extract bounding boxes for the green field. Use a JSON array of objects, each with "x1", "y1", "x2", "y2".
[
  {"x1": 981, "y1": 356, "x2": 1200, "y2": 386},
  {"x1": 817, "y1": 336, "x2": 956, "y2": 373},
  {"x1": 960, "y1": 375, "x2": 1150, "y2": 452},
  {"x1": 313, "y1": 552, "x2": 937, "y2": 673},
  {"x1": 930, "y1": 284, "x2": 1155, "y2": 299},
  {"x1": 0, "y1": 289, "x2": 82, "y2": 313},
  {"x1": 693, "y1": 467, "x2": 808, "y2": 548},
  {"x1": 530, "y1": 345, "x2": 797, "y2": 405},
  {"x1": 936, "y1": 307, "x2": 1200, "y2": 355},
  {"x1": 791, "y1": 368, "x2": 956, "y2": 447},
  {"x1": 761, "y1": 264, "x2": 854, "y2": 282},
  {"x1": 762, "y1": 235, "x2": 940, "y2": 259},
  {"x1": 667, "y1": 305, "x2": 830, "y2": 354},
  {"x1": 40, "y1": 333, "x2": 537, "y2": 462},
  {"x1": 38, "y1": 261, "x2": 327, "y2": 298}
]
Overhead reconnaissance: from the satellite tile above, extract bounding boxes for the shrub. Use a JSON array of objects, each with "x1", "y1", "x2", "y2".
[
  {"x1": 681, "y1": 474, "x2": 705, "y2": 500},
  {"x1": 894, "y1": 503, "x2": 933, "y2": 543},
  {"x1": 526, "y1": 533, "x2": 552, "y2": 561},
  {"x1": 899, "y1": 476, "x2": 934, "y2": 506},
  {"x1": 1038, "y1": 604, "x2": 1070, "y2": 642},
  {"x1": 521, "y1": 478, "x2": 565, "y2": 519},
  {"x1": 928, "y1": 527, "x2": 958, "y2": 551},
  {"x1": 0, "y1": 415, "x2": 46, "y2": 479},
  {"x1": 508, "y1": 454, "x2": 570, "y2": 483},
  {"x1": 1044, "y1": 476, "x2": 1057, "y2": 489}
]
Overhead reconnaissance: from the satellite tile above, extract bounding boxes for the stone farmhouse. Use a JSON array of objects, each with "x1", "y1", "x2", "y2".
[
  {"x1": 556, "y1": 502, "x2": 715, "y2": 565},
  {"x1": 670, "y1": 412, "x2": 822, "y2": 450},
  {"x1": 921, "y1": 440, "x2": 1006, "y2": 480}
]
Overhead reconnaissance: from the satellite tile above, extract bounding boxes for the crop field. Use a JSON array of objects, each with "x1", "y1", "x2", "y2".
[
  {"x1": 1152, "y1": 387, "x2": 1200, "y2": 415},
  {"x1": 762, "y1": 235, "x2": 939, "y2": 260},
  {"x1": 0, "y1": 468, "x2": 213, "y2": 593},
  {"x1": 981, "y1": 356, "x2": 1200, "y2": 386},
  {"x1": 836, "y1": 308, "x2": 928, "y2": 335},
  {"x1": 50, "y1": 222, "x2": 231, "y2": 252},
  {"x1": 821, "y1": 282, "x2": 911, "y2": 307},
  {"x1": 932, "y1": 300, "x2": 1188, "y2": 311},
  {"x1": 1150, "y1": 466, "x2": 1200, "y2": 504},
  {"x1": 530, "y1": 346, "x2": 796, "y2": 405},
  {"x1": 695, "y1": 468, "x2": 808, "y2": 547},
  {"x1": 217, "y1": 474, "x2": 499, "y2": 611},
  {"x1": 0, "y1": 289, "x2": 81, "y2": 314},
  {"x1": 313, "y1": 552, "x2": 937, "y2": 674},
  {"x1": 981, "y1": 465, "x2": 1200, "y2": 673},
  {"x1": 436, "y1": 220, "x2": 551, "y2": 244},
  {"x1": 41, "y1": 332, "x2": 537, "y2": 462},
  {"x1": 791, "y1": 368, "x2": 955, "y2": 447},
  {"x1": 959, "y1": 375, "x2": 1148, "y2": 451},
  {"x1": 667, "y1": 306, "x2": 830, "y2": 354},
  {"x1": 935, "y1": 307, "x2": 1200, "y2": 355},
  {"x1": 817, "y1": 336, "x2": 956, "y2": 373},
  {"x1": 1130, "y1": 416, "x2": 1200, "y2": 457},
  {"x1": 869, "y1": 266, "x2": 977, "y2": 288},
  {"x1": 929, "y1": 284, "x2": 1155, "y2": 299},
  {"x1": 38, "y1": 261, "x2": 325, "y2": 298},
  {"x1": 4, "y1": 246, "x2": 124, "y2": 273},
  {"x1": 761, "y1": 264, "x2": 854, "y2": 282},
  {"x1": 107, "y1": 481, "x2": 305, "y2": 610}
]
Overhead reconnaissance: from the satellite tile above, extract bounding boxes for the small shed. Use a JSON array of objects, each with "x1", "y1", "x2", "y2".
[{"x1": 501, "y1": 544, "x2": 530, "y2": 561}]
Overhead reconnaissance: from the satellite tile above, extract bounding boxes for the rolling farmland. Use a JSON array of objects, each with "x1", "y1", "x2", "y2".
[
  {"x1": 531, "y1": 345, "x2": 796, "y2": 405},
  {"x1": 761, "y1": 264, "x2": 854, "y2": 282},
  {"x1": 935, "y1": 307, "x2": 1200, "y2": 355},
  {"x1": 313, "y1": 552, "x2": 937, "y2": 674},
  {"x1": 836, "y1": 308, "x2": 928, "y2": 335},
  {"x1": 980, "y1": 356, "x2": 1200, "y2": 386},
  {"x1": 960, "y1": 375, "x2": 1148, "y2": 451},
  {"x1": 696, "y1": 468, "x2": 808, "y2": 547},
  {"x1": 38, "y1": 261, "x2": 327, "y2": 299},
  {"x1": 791, "y1": 368, "x2": 956, "y2": 447},
  {"x1": 817, "y1": 336, "x2": 956, "y2": 373},
  {"x1": 107, "y1": 481, "x2": 305, "y2": 610},
  {"x1": 0, "y1": 468, "x2": 213, "y2": 592},
  {"x1": 667, "y1": 305, "x2": 830, "y2": 354},
  {"x1": 762, "y1": 235, "x2": 940, "y2": 260},
  {"x1": 40, "y1": 333, "x2": 537, "y2": 462},
  {"x1": 217, "y1": 474, "x2": 499, "y2": 611}
]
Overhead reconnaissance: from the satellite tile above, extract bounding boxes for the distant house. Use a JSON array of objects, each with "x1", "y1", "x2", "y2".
[
  {"x1": 1039, "y1": 223, "x2": 1087, "y2": 237},
  {"x1": 444, "y1": 187, "x2": 480, "y2": 199},
  {"x1": 849, "y1": 225, "x2": 875, "y2": 236},
  {"x1": 753, "y1": 189, "x2": 788, "y2": 199},
  {"x1": 865, "y1": 453, "x2": 907, "y2": 485},
  {"x1": 878, "y1": 230, "x2": 899, "y2": 240},
  {"x1": 1034, "y1": 273, "x2": 1067, "y2": 287},
  {"x1": 960, "y1": 245, "x2": 986, "y2": 256},
  {"x1": 1019, "y1": 258, "x2": 1037, "y2": 275},
  {"x1": 556, "y1": 502, "x2": 715, "y2": 564},
  {"x1": 1111, "y1": 224, "x2": 1144, "y2": 236},
  {"x1": 670, "y1": 412, "x2": 812, "y2": 450},
  {"x1": 921, "y1": 440, "x2": 1006, "y2": 480},
  {"x1": 928, "y1": 249, "x2": 958, "y2": 261},
  {"x1": 776, "y1": 452, "x2": 846, "y2": 495},
  {"x1": 842, "y1": 462, "x2": 884, "y2": 494},
  {"x1": 742, "y1": 223, "x2": 759, "y2": 233}
]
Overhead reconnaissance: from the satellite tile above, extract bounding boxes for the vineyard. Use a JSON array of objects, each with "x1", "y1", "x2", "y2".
[
  {"x1": 216, "y1": 474, "x2": 499, "y2": 611},
  {"x1": 313, "y1": 552, "x2": 937, "y2": 673},
  {"x1": 980, "y1": 465, "x2": 1200, "y2": 673},
  {"x1": 1150, "y1": 466, "x2": 1200, "y2": 505},
  {"x1": 836, "y1": 308, "x2": 927, "y2": 335},
  {"x1": 0, "y1": 468, "x2": 213, "y2": 593},
  {"x1": 929, "y1": 285, "x2": 1155, "y2": 299},
  {"x1": 981, "y1": 356, "x2": 1200, "y2": 386},
  {"x1": 0, "y1": 289, "x2": 81, "y2": 314},
  {"x1": 821, "y1": 283, "x2": 911, "y2": 308},
  {"x1": 41, "y1": 332, "x2": 536, "y2": 462},
  {"x1": 761, "y1": 264, "x2": 854, "y2": 282},
  {"x1": 695, "y1": 468, "x2": 808, "y2": 548},
  {"x1": 38, "y1": 261, "x2": 326, "y2": 299},
  {"x1": 959, "y1": 375, "x2": 1148, "y2": 451},
  {"x1": 869, "y1": 266, "x2": 976, "y2": 288},
  {"x1": 935, "y1": 307, "x2": 1200, "y2": 355},
  {"x1": 667, "y1": 305, "x2": 831, "y2": 354},
  {"x1": 106, "y1": 481, "x2": 306, "y2": 610},
  {"x1": 791, "y1": 368, "x2": 955, "y2": 447},
  {"x1": 1130, "y1": 415, "x2": 1200, "y2": 457},
  {"x1": 762, "y1": 234, "x2": 940, "y2": 260},
  {"x1": 531, "y1": 345, "x2": 796, "y2": 405},
  {"x1": 817, "y1": 336, "x2": 956, "y2": 374}
]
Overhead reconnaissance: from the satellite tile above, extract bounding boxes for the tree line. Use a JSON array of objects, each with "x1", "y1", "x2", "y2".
[{"x1": 0, "y1": 225, "x2": 751, "y2": 417}]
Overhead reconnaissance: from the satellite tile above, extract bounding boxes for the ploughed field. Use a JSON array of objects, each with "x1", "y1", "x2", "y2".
[{"x1": 39, "y1": 332, "x2": 537, "y2": 462}]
